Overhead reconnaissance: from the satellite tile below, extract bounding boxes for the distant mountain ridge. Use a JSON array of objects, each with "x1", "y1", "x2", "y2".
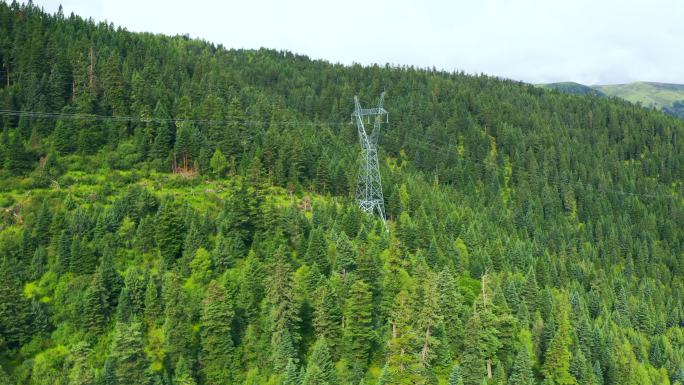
[{"x1": 538, "y1": 81, "x2": 684, "y2": 119}]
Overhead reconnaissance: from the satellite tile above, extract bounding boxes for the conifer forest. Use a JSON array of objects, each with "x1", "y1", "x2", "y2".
[{"x1": 0, "y1": 3, "x2": 683, "y2": 385}]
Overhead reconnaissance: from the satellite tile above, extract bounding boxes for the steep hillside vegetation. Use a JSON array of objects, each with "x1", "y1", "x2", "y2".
[{"x1": 1, "y1": 3, "x2": 684, "y2": 385}]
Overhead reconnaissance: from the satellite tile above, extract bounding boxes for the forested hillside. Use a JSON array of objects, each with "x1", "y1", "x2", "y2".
[{"x1": 1, "y1": 3, "x2": 684, "y2": 385}]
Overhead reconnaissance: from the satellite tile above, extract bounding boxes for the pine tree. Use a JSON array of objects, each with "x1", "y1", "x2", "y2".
[
  {"x1": 99, "y1": 247, "x2": 123, "y2": 313},
  {"x1": 0, "y1": 258, "x2": 30, "y2": 348},
  {"x1": 509, "y1": 345, "x2": 535, "y2": 385},
  {"x1": 386, "y1": 290, "x2": 425, "y2": 385},
  {"x1": 212, "y1": 232, "x2": 245, "y2": 272},
  {"x1": 162, "y1": 272, "x2": 194, "y2": 368},
  {"x1": 109, "y1": 321, "x2": 149, "y2": 385},
  {"x1": 200, "y1": 280, "x2": 235, "y2": 385},
  {"x1": 5, "y1": 130, "x2": 34, "y2": 175},
  {"x1": 267, "y1": 252, "x2": 301, "y2": 371},
  {"x1": 30, "y1": 245, "x2": 47, "y2": 280},
  {"x1": 57, "y1": 229, "x2": 71, "y2": 274},
  {"x1": 154, "y1": 198, "x2": 185, "y2": 266},
  {"x1": 210, "y1": 148, "x2": 228, "y2": 178},
  {"x1": 449, "y1": 364, "x2": 465, "y2": 385},
  {"x1": 335, "y1": 232, "x2": 356, "y2": 276},
  {"x1": 283, "y1": 359, "x2": 302, "y2": 385},
  {"x1": 313, "y1": 283, "x2": 343, "y2": 355},
  {"x1": 0, "y1": 364, "x2": 12, "y2": 385},
  {"x1": 437, "y1": 268, "x2": 463, "y2": 353},
  {"x1": 302, "y1": 338, "x2": 337, "y2": 385},
  {"x1": 68, "y1": 342, "x2": 97, "y2": 385},
  {"x1": 592, "y1": 361, "x2": 604, "y2": 385},
  {"x1": 343, "y1": 279, "x2": 374, "y2": 367},
  {"x1": 418, "y1": 275, "x2": 443, "y2": 367},
  {"x1": 150, "y1": 102, "x2": 175, "y2": 163},
  {"x1": 115, "y1": 287, "x2": 133, "y2": 323},
  {"x1": 462, "y1": 275, "x2": 502, "y2": 385},
  {"x1": 305, "y1": 227, "x2": 330, "y2": 274},
  {"x1": 33, "y1": 200, "x2": 52, "y2": 246},
  {"x1": 82, "y1": 271, "x2": 106, "y2": 334},
  {"x1": 542, "y1": 298, "x2": 576, "y2": 385},
  {"x1": 174, "y1": 355, "x2": 198, "y2": 385},
  {"x1": 30, "y1": 298, "x2": 51, "y2": 336},
  {"x1": 144, "y1": 275, "x2": 162, "y2": 326},
  {"x1": 53, "y1": 119, "x2": 76, "y2": 154},
  {"x1": 101, "y1": 358, "x2": 117, "y2": 385}
]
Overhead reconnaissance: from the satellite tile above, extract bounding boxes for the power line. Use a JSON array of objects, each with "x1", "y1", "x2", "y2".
[
  {"x1": 0, "y1": 108, "x2": 679, "y2": 202},
  {"x1": 0, "y1": 109, "x2": 351, "y2": 126}
]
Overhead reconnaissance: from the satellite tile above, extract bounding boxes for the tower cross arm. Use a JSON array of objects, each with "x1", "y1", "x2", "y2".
[{"x1": 352, "y1": 107, "x2": 388, "y2": 117}]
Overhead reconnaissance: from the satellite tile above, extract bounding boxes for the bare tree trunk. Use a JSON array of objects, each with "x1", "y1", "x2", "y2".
[
  {"x1": 88, "y1": 47, "x2": 96, "y2": 89},
  {"x1": 421, "y1": 327, "x2": 431, "y2": 365},
  {"x1": 487, "y1": 358, "x2": 492, "y2": 379}
]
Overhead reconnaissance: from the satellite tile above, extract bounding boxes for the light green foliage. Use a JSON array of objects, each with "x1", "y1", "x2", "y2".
[
  {"x1": 541, "y1": 297, "x2": 576, "y2": 385},
  {"x1": 189, "y1": 247, "x2": 213, "y2": 285},
  {"x1": 210, "y1": 148, "x2": 228, "y2": 178},
  {"x1": 386, "y1": 290, "x2": 425, "y2": 385},
  {"x1": 0, "y1": 4, "x2": 682, "y2": 385},
  {"x1": 109, "y1": 321, "x2": 149, "y2": 385}
]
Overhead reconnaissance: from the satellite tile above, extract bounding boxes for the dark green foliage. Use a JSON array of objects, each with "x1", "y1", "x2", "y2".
[
  {"x1": 212, "y1": 232, "x2": 244, "y2": 271},
  {"x1": 343, "y1": 279, "x2": 374, "y2": 367},
  {"x1": 0, "y1": 4, "x2": 682, "y2": 385},
  {"x1": 267, "y1": 251, "x2": 302, "y2": 371},
  {"x1": 174, "y1": 355, "x2": 198, "y2": 385},
  {"x1": 154, "y1": 198, "x2": 185, "y2": 266},
  {"x1": 0, "y1": 258, "x2": 30, "y2": 349},
  {"x1": 144, "y1": 274, "x2": 162, "y2": 326},
  {"x1": 335, "y1": 232, "x2": 356, "y2": 275},
  {"x1": 5, "y1": 130, "x2": 34, "y2": 175},
  {"x1": 150, "y1": 102, "x2": 175, "y2": 163},
  {"x1": 200, "y1": 280, "x2": 236, "y2": 384},
  {"x1": 305, "y1": 227, "x2": 330, "y2": 274},
  {"x1": 162, "y1": 272, "x2": 194, "y2": 368},
  {"x1": 449, "y1": 365, "x2": 464, "y2": 385},
  {"x1": 509, "y1": 346, "x2": 535, "y2": 385},
  {"x1": 313, "y1": 283, "x2": 343, "y2": 356},
  {"x1": 82, "y1": 271, "x2": 107, "y2": 334},
  {"x1": 99, "y1": 247, "x2": 123, "y2": 313}
]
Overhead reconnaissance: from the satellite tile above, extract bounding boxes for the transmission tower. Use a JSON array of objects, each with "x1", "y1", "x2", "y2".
[{"x1": 352, "y1": 92, "x2": 388, "y2": 227}]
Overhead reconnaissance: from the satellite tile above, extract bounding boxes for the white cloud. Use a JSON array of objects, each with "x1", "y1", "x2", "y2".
[{"x1": 35, "y1": 0, "x2": 684, "y2": 84}]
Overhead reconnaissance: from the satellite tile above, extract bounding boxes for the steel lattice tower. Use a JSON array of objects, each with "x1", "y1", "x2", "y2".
[{"x1": 352, "y1": 93, "x2": 388, "y2": 227}]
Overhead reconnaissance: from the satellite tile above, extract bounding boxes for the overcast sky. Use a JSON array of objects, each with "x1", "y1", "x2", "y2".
[{"x1": 35, "y1": 0, "x2": 684, "y2": 85}]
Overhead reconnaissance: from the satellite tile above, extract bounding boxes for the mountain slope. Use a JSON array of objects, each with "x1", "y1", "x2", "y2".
[
  {"x1": 0, "y1": 3, "x2": 683, "y2": 385},
  {"x1": 537, "y1": 82, "x2": 605, "y2": 96},
  {"x1": 539, "y1": 81, "x2": 684, "y2": 119},
  {"x1": 595, "y1": 82, "x2": 684, "y2": 119}
]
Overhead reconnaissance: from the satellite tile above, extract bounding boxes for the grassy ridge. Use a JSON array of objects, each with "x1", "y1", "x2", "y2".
[{"x1": 538, "y1": 81, "x2": 684, "y2": 119}]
